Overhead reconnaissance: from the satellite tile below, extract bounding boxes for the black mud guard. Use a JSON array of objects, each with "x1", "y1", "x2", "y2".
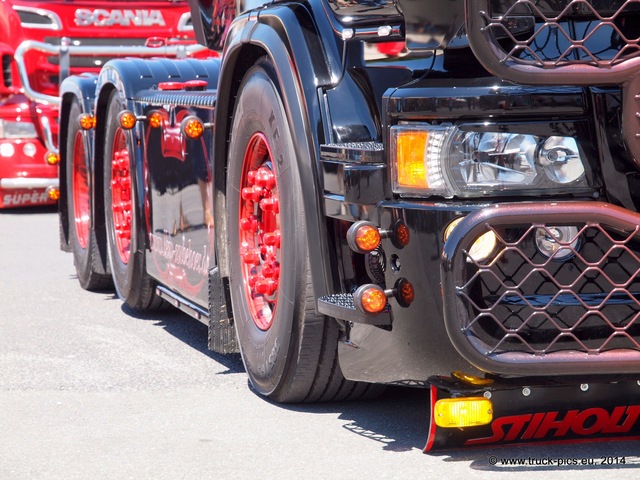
[
  {"x1": 208, "y1": 267, "x2": 239, "y2": 354},
  {"x1": 426, "y1": 375, "x2": 640, "y2": 451}
]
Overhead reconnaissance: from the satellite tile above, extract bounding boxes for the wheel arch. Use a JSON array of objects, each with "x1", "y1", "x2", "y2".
[{"x1": 213, "y1": 5, "x2": 341, "y2": 303}]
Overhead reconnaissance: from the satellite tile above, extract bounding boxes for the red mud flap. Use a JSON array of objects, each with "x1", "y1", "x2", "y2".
[{"x1": 425, "y1": 375, "x2": 640, "y2": 451}]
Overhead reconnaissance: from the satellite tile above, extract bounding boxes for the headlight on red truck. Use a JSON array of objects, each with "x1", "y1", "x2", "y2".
[{"x1": 391, "y1": 124, "x2": 589, "y2": 197}]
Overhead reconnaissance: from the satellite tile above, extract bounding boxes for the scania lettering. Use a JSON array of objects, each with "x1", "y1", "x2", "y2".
[
  {"x1": 74, "y1": 9, "x2": 166, "y2": 28},
  {"x1": 57, "y1": 0, "x2": 640, "y2": 451}
]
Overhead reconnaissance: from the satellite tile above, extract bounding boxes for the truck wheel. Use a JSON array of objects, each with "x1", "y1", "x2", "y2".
[
  {"x1": 227, "y1": 59, "x2": 380, "y2": 403},
  {"x1": 66, "y1": 99, "x2": 112, "y2": 291},
  {"x1": 103, "y1": 91, "x2": 161, "y2": 311}
]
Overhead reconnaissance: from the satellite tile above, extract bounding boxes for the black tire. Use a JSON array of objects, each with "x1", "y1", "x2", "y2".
[
  {"x1": 66, "y1": 99, "x2": 112, "y2": 291},
  {"x1": 227, "y1": 58, "x2": 381, "y2": 403},
  {"x1": 103, "y1": 91, "x2": 162, "y2": 311}
]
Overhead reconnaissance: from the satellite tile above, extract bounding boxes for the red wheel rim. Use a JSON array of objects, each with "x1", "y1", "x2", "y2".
[
  {"x1": 72, "y1": 131, "x2": 90, "y2": 249},
  {"x1": 110, "y1": 128, "x2": 132, "y2": 264},
  {"x1": 239, "y1": 133, "x2": 281, "y2": 331}
]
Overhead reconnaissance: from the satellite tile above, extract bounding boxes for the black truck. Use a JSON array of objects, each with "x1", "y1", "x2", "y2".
[{"x1": 57, "y1": 0, "x2": 640, "y2": 450}]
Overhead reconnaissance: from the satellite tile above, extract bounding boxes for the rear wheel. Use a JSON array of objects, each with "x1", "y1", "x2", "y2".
[
  {"x1": 103, "y1": 91, "x2": 161, "y2": 311},
  {"x1": 66, "y1": 99, "x2": 112, "y2": 291},
  {"x1": 227, "y1": 59, "x2": 380, "y2": 403}
]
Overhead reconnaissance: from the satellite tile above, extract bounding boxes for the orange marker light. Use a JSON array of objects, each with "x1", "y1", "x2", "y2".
[
  {"x1": 347, "y1": 221, "x2": 382, "y2": 253},
  {"x1": 394, "y1": 222, "x2": 410, "y2": 247},
  {"x1": 355, "y1": 224, "x2": 381, "y2": 252},
  {"x1": 46, "y1": 186, "x2": 60, "y2": 201},
  {"x1": 118, "y1": 111, "x2": 137, "y2": 130},
  {"x1": 78, "y1": 114, "x2": 95, "y2": 130},
  {"x1": 148, "y1": 111, "x2": 163, "y2": 129},
  {"x1": 354, "y1": 284, "x2": 387, "y2": 315},
  {"x1": 44, "y1": 151, "x2": 60, "y2": 166},
  {"x1": 181, "y1": 116, "x2": 204, "y2": 140},
  {"x1": 395, "y1": 278, "x2": 414, "y2": 307}
]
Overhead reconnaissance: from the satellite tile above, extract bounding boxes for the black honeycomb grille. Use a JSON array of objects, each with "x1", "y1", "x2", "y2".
[
  {"x1": 442, "y1": 202, "x2": 640, "y2": 376},
  {"x1": 460, "y1": 223, "x2": 640, "y2": 354},
  {"x1": 480, "y1": 0, "x2": 640, "y2": 68},
  {"x1": 466, "y1": 0, "x2": 640, "y2": 86}
]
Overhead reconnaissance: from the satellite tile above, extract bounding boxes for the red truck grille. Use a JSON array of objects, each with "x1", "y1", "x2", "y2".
[{"x1": 442, "y1": 201, "x2": 640, "y2": 376}]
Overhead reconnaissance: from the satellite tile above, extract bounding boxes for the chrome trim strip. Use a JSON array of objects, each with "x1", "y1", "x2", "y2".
[{"x1": 0, "y1": 178, "x2": 58, "y2": 189}]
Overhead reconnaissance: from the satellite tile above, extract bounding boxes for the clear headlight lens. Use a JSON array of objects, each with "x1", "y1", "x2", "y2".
[
  {"x1": 391, "y1": 124, "x2": 589, "y2": 197},
  {"x1": 0, "y1": 120, "x2": 38, "y2": 139}
]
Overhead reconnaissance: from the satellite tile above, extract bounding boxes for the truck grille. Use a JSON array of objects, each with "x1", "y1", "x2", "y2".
[
  {"x1": 465, "y1": 0, "x2": 640, "y2": 85},
  {"x1": 442, "y1": 201, "x2": 640, "y2": 376},
  {"x1": 483, "y1": 0, "x2": 640, "y2": 67}
]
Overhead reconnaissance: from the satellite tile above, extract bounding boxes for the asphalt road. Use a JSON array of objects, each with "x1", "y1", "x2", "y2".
[{"x1": 1, "y1": 207, "x2": 639, "y2": 479}]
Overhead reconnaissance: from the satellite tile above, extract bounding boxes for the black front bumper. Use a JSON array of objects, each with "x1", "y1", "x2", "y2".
[{"x1": 327, "y1": 198, "x2": 640, "y2": 384}]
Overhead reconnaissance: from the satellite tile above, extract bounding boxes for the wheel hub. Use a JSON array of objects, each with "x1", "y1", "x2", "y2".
[
  {"x1": 239, "y1": 133, "x2": 281, "y2": 331},
  {"x1": 72, "y1": 131, "x2": 90, "y2": 249},
  {"x1": 110, "y1": 129, "x2": 132, "y2": 264}
]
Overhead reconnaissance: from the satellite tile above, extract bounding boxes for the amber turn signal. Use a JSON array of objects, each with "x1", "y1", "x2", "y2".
[
  {"x1": 78, "y1": 114, "x2": 95, "y2": 130},
  {"x1": 46, "y1": 186, "x2": 60, "y2": 201},
  {"x1": 147, "y1": 110, "x2": 164, "y2": 129},
  {"x1": 354, "y1": 284, "x2": 388, "y2": 315},
  {"x1": 44, "y1": 151, "x2": 60, "y2": 166},
  {"x1": 395, "y1": 278, "x2": 414, "y2": 307},
  {"x1": 395, "y1": 130, "x2": 429, "y2": 189},
  {"x1": 118, "y1": 111, "x2": 137, "y2": 130},
  {"x1": 347, "y1": 221, "x2": 382, "y2": 253},
  {"x1": 181, "y1": 115, "x2": 204, "y2": 140}
]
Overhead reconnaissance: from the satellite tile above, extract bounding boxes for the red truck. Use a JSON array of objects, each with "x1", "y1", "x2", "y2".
[{"x1": 0, "y1": 0, "x2": 206, "y2": 208}]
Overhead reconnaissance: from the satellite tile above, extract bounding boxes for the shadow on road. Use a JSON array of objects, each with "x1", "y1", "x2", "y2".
[
  {"x1": 271, "y1": 385, "x2": 429, "y2": 453},
  {"x1": 122, "y1": 303, "x2": 244, "y2": 375},
  {"x1": 0, "y1": 205, "x2": 57, "y2": 215}
]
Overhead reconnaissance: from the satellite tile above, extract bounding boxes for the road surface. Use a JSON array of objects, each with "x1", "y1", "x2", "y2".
[{"x1": 0, "y1": 207, "x2": 638, "y2": 479}]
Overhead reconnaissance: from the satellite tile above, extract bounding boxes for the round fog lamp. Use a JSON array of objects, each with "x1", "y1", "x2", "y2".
[
  {"x1": 444, "y1": 217, "x2": 497, "y2": 263},
  {"x1": 535, "y1": 226, "x2": 580, "y2": 261},
  {"x1": 23, "y1": 142, "x2": 37, "y2": 157},
  {"x1": 0, "y1": 143, "x2": 15, "y2": 157}
]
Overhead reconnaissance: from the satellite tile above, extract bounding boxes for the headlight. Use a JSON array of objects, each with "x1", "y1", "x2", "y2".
[
  {"x1": 0, "y1": 120, "x2": 38, "y2": 139},
  {"x1": 14, "y1": 6, "x2": 62, "y2": 30},
  {"x1": 391, "y1": 124, "x2": 590, "y2": 197}
]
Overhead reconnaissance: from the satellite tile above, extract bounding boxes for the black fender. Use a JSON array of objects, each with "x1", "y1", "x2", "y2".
[
  {"x1": 93, "y1": 58, "x2": 221, "y2": 254},
  {"x1": 212, "y1": 3, "x2": 346, "y2": 303},
  {"x1": 58, "y1": 73, "x2": 99, "y2": 252}
]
